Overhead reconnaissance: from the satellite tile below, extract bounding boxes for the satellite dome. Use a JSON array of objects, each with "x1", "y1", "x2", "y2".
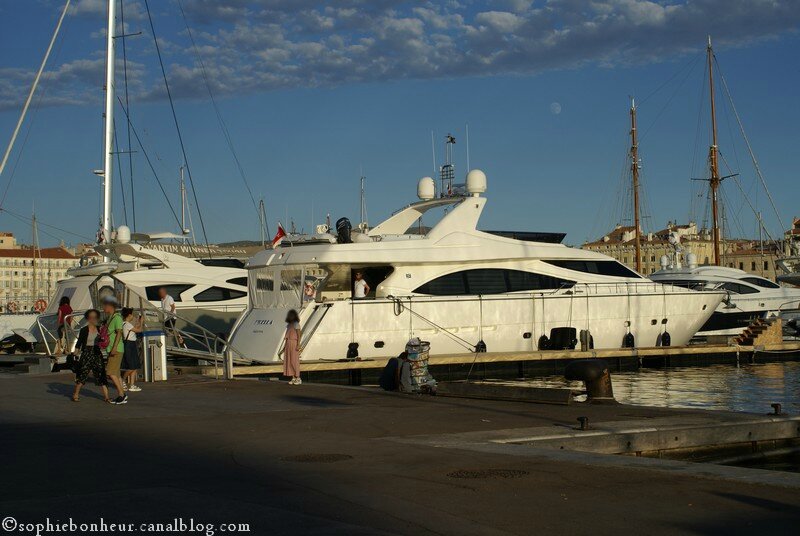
[
  {"x1": 466, "y1": 169, "x2": 487, "y2": 196},
  {"x1": 116, "y1": 225, "x2": 131, "y2": 244},
  {"x1": 417, "y1": 177, "x2": 435, "y2": 200}
]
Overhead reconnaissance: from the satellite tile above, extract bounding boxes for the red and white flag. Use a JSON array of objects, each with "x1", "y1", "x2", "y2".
[{"x1": 272, "y1": 223, "x2": 286, "y2": 248}]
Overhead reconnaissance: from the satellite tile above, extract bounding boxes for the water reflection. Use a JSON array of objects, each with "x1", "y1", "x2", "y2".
[{"x1": 524, "y1": 361, "x2": 800, "y2": 413}]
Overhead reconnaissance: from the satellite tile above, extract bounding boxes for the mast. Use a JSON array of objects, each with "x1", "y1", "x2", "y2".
[
  {"x1": 32, "y1": 211, "x2": 38, "y2": 305},
  {"x1": 101, "y1": 0, "x2": 117, "y2": 254},
  {"x1": 630, "y1": 98, "x2": 642, "y2": 273},
  {"x1": 707, "y1": 35, "x2": 722, "y2": 266},
  {"x1": 179, "y1": 165, "x2": 187, "y2": 238}
]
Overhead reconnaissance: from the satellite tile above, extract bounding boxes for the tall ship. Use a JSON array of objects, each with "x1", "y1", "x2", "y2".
[
  {"x1": 227, "y1": 164, "x2": 723, "y2": 364},
  {"x1": 649, "y1": 38, "x2": 800, "y2": 337}
]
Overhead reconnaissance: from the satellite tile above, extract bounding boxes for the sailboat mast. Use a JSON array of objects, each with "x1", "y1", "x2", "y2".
[
  {"x1": 630, "y1": 98, "x2": 642, "y2": 273},
  {"x1": 101, "y1": 0, "x2": 116, "y2": 249},
  {"x1": 707, "y1": 36, "x2": 722, "y2": 266}
]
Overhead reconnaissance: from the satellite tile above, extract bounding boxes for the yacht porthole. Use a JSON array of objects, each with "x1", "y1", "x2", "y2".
[
  {"x1": 374, "y1": 341, "x2": 385, "y2": 348},
  {"x1": 650, "y1": 319, "x2": 657, "y2": 325},
  {"x1": 702, "y1": 304, "x2": 707, "y2": 310},
  {"x1": 523, "y1": 332, "x2": 532, "y2": 339}
]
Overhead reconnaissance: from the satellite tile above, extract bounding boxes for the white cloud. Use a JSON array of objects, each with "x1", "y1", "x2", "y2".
[{"x1": 2, "y1": 0, "x2": 798, "y2": 111}]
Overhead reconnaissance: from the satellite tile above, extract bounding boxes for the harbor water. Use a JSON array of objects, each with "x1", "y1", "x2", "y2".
[{"x1": 524, "y1": 360, "x2": 800, "y2": 413}]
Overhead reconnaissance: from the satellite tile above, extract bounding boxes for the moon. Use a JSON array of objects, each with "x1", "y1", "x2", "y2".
[{"x1": 550, "y1": 102, "x2": 562, "y2": 115}]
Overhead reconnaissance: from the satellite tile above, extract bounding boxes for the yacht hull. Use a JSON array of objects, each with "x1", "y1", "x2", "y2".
[{"x1": 229, "y1": 287, "x2": 723, "y2": 363}]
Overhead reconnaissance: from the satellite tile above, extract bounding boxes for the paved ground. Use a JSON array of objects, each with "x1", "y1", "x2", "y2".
[{"x1": 1, "y1": 372, "x2": 799, "y2": 535}]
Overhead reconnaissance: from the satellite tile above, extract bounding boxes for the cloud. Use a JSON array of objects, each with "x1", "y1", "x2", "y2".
[{"x1": 2, "y1": 0, "x2": 799, "y2": 111}]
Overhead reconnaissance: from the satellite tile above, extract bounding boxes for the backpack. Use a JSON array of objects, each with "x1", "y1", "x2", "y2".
[{"x1": 97, "y1": 315, "x2": 116, "y2": 350}]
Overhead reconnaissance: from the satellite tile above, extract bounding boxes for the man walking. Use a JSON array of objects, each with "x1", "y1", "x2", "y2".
[{"x1": 103, "y1": 296, "x2": 128, "y2": 405}]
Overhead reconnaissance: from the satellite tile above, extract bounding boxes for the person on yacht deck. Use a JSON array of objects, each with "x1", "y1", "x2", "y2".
[
  {"x1": 158, "y1": 287, "x2": 184, "y2": 347},
  {"x1": 353, "y1": 271, "x2": 370, "y2": 299},
  {"x1": 283, "y1": 309, "x2": 302, "y2": 385}
]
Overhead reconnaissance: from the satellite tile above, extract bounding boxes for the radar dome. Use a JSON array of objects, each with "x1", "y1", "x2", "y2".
[
  {"x1": 686, "y1": 252, "x2": 698, "y2": 269},
  {"x1": 466, "y1": 169, "x2": 487, "y2": 196},
  {"x1": 660, "y1": 255, "x2": 669, "y2": 269},
  {"x1": 116, "y1": 225, "x2": 131, "y2": 244},
  {"x1": 417, "y1": 177, "x2": 435, "y2": 200}
]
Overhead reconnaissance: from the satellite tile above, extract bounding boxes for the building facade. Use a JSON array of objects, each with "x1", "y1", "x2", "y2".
[
  {"x1": 583, "y1": 221, "x2": 781, "y2": 280},
  {"x1": 0, "y1": 233, "x2": 79, "y2": 312}
]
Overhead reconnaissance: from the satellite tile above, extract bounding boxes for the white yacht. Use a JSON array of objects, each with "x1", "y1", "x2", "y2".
[
  {"x1": 37, "y1": 236, "x2": 247, "y2": 340},
  {"x1": 227, "y1": 171, "x2": 723, "y2": 363},
  {"x1": 651, "y1": 259, "x2": 800, "y2": 337}
]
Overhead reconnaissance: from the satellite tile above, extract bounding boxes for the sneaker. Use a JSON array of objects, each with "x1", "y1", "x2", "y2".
[
  {"x1": 113, "y1": 394, "x2": 128, "y2": 405},
  {"x1": 123, "y1": 384, "x2": 129, "y2": 391},
  {"x1": 294, "y1": 378, "x2": 302, "y2": 385},
  {"x1": 128, "y1": 385, "x2": 141, "y2": 392}
]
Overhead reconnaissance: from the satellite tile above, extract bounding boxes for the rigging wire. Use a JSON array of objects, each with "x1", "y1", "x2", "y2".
[
  {"x1": 0, "y1": 207, "x2": 94, "y2": 243},
  {"x1": 714, "y1": 56, "x2": 785, "y2": 238},
  {"x1": 143, "y1": 0, "x2": 212, "y2": 256},
  {"x1": 119, "y1": 0, "x2": 136, "y2": 233},
  {"x1": 639, "y1": 53, "x2": 703, "y2": 143},
  {"x1": 115, "y1": 95, "x2": 184, "y2": 230},
  {"x1": 176, "y1": 0, "x2": 263, "y2": 225},
  {"x1": 0, "y1": 4, "x2": 71, "y2": 210}
]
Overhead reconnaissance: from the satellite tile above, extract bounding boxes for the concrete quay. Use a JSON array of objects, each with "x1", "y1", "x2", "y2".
[{"x1": 1, "y1": 372, "x2": 800, "y2": 535}]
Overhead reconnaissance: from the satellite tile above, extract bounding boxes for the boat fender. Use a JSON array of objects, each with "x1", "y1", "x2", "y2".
[
  {"x1": 579, "y1": 330, "x2": 594, "y2": 351},
  {"x1": 564, "y1": 359, "x2": 616, "y2": 403},
  {"x1": 346, "y1": 342, "x2": 359, "y2": 360},
  {"x1": 622, "y1": 332, "x2": 635, "y2": 348},
  {"x1": 475, "y1": 340, "x2": 487, "y2": 353},
  {"x1": 537, "y1": 335, "x2": 550, "y2": 350},
  {"x1": 660, "y1": 331, "x2": 671, "y2": 347}
]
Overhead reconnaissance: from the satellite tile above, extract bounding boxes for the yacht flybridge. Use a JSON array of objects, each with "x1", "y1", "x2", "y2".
[{"x1": 227, "y1": 171, "x2": 723, "y2": 363}]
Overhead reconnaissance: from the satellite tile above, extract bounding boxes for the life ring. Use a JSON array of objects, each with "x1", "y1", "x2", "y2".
[
  {"x1": 34, "y1": 299, "x2": 47, "y2": 313},
  {"x1": 6, "y1": 301, "x2": 18, "y2": 313}
]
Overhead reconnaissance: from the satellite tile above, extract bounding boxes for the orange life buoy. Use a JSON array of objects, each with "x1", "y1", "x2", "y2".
[
  {"x1": 6, "y1": 301, "x2": 18, "y2": 313},
  {"x1": 34, "y1": 299, "x2": 47, "y2": 313}
]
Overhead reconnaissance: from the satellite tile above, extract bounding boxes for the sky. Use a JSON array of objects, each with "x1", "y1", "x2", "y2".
[{"x1": 1, "y1": 0, "x2": 799, "y2": 248}]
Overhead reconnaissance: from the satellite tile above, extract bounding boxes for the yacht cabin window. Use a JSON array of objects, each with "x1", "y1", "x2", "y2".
[
  {"x1": 414, "y1": 269, "x2": 575, "y2": 296},
  {"x1": 145, "y1": 284, "x2": 193, "y2": 301},
  {"x1": 194, "y1": 286, "x2": 247, "y2": 302},
  {"x1": 542, "y1": 260, "x2": 641, "y2": 278},
  {"x1": 718, "y1": 282, "x2": 759, "y2": 295},
  {"x1": 741, "y1": 277, "x2": 780, "y2": 289}
]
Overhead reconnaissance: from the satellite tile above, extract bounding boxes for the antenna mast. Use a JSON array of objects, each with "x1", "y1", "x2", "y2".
[
  {"x1": 707, "y1": 36, "x2": 722, "y2": 266},
  {"x1": 629, "y1": 98, "x2": 642, "y2": 273},
  {"x1": 100, "y1": 0, "x2": 117, "y2": 256},
  {"x1": 359, "y1": 173, "x2": 368, "y2": 230},
  {"x1": 440, "y1": 134, "x2": 456, "y2": 197}
]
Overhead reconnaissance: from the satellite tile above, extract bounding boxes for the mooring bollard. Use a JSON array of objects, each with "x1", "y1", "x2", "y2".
[
  {"x1": 577, "y1": 416, "x2": 590, "y2": 430},
  {"x1": 564, "y1": 358, "x2": 616, "y2": 404}
]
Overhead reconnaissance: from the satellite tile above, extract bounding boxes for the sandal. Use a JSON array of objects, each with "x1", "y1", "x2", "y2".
[
  {"x1": 71, "y1": 395, "x2": 80, "y2": 402},
  {"x1": 103, "y1": 398, "x2": 112, "y2": 404}
]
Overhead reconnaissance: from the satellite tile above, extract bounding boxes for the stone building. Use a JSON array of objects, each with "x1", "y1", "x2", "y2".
[
  {"x1": 582, "y1": 221, "x2": 781, "y2": 279},
  {"x1": 0, "y1": 233, "x2": 79, "y2": 312}
]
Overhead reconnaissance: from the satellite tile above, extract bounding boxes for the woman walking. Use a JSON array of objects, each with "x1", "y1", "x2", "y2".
[
  {"x1": 283, "y1": 309, "x2": 302, "y2": 385},
  {"x1": 71, "y1": 309, "x2": 111, "y2": 403}
]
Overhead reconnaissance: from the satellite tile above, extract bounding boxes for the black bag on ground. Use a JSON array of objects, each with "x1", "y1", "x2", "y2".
[{"x1": 379, "y1": 357, "x2": 400, "y2": 391}]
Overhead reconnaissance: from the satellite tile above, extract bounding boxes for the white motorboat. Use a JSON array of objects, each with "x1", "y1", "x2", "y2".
[
  {"x1": 651, "y1": 260, "x2": 800, "y2": 337},
  {"x1": 227, "y1": 171, "x2": 723, "y2": 363}
]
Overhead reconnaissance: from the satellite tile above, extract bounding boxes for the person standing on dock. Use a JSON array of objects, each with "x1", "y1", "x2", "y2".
[
  {"x1": 71, "y1": 309, "x2": 111, "y2": 403},
  {"x1": 103, "y1": 296, "x2": 128, "y2": 405},
  {"x1": 55, "y1": 296, "x2": 73, "y2": 355},
  {"x1": 353, "y1": 271, "x2": 370, "y2": 299},
  {"x1": 283, "y1": 309, "x2": 302, "y2": 385},
  {"x1": 121, "y1": 307, "x2": 143, "y2": 393}
]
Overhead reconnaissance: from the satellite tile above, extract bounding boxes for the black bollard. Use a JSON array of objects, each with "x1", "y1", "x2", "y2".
[{"x1": 564, "y1": 359, "x2": 616, "y2": 404}]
